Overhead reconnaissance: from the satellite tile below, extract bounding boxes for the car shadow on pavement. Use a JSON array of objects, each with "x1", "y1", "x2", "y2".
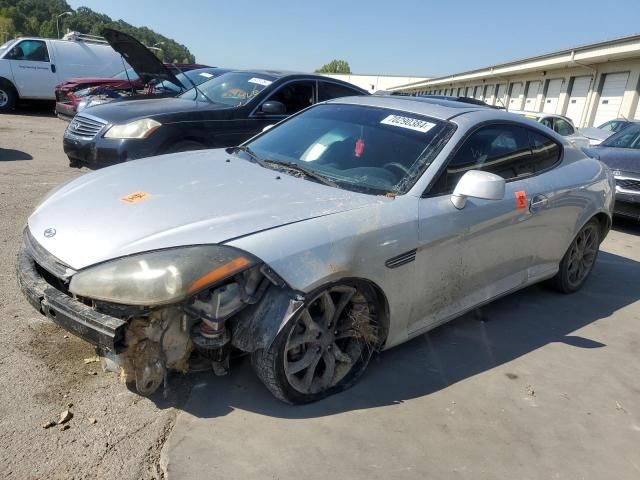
[
  {"x1": 152, "y1": 250, "x2": 640, "y2": 419},
  {"x1": 0, "y1": 148, "x2": 33, "y2": 161}
]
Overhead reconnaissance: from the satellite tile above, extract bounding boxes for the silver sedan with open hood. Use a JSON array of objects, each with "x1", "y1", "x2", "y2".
[{"x1": 17, "y1": 96, "x2": 614, "y2": 403}]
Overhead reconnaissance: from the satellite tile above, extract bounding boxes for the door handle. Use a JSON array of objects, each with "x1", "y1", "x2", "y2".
[
  {"x1": 529, "y1": 194, "x2": 548, "y2": 211},
  {"x1": 51, "y1": 64, "x2": 56, "y2": 73}
]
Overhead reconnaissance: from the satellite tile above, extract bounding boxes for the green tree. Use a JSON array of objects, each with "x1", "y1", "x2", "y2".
[{"x1": 315, "y1": 59, "x2": 351, "y2": 74}]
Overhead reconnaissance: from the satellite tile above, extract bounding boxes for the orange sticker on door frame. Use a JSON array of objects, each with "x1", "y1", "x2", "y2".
[
  {"x1": 515, "y1": 191, "x2": 527, "y2": 210},
  {"x1": 121, "y1": 191, "x2": 151, "y2": 203}
]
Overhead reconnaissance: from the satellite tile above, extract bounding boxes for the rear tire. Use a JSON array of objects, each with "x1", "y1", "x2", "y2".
[
  {"x1": 549, "y1": 219, "x2": 600, "y2": 293},
  {"x1": 164, "y1": 140, "x2": 206, "y2": 154},
  {"x1": 0, "y1": 80, "x2": 17, "y2": 113},
  {"x1": 252, "y1": 281, "x2": 381, "y2": 404}
]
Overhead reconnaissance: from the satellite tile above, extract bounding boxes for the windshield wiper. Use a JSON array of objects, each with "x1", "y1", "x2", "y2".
[
  {"x1": 226, "y1": 145, "x2": 264, "y2": 164},
  {"x1": 262, "y1": 159, "x2": 338, "y2": 188}
]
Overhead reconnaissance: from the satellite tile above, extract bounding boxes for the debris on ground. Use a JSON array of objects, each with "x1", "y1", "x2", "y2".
[
  {"x1": 526, "y1": 385, "x2": 535, "y2": 397},
  {"x1": 59, "y1": 424, "x2": 70, "y2": 431},
  {"x1": 58, "y1": 410, "x2": 73, "y2": 425},
  {"x1": 83, "y1": 356, "x2": 100, "y2": 364},
  {"x1": 41, "y1": 420, "x2": 56, "y2": 429},
  {"x1": 88, "y1": 417, "x2": 97, "y2": 425},
  {"x1": 616, "y1": 401, "x2": 627, "y2": 413}
]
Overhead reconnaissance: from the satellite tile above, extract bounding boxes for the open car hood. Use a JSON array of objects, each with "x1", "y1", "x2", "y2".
[{"x1": 102, "y1": 28, "x2": 183, "y2": 91}]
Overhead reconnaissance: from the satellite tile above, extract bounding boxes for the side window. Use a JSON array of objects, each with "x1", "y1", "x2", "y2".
[
  {"x1": 554, "y1": 118, "x2": 574, "y2": 136},
  {"x1": 528, "y1": 130, "x2": 561, "y2": 172},
  {"x1": 7, "y1": 40, "x2": 49, "y2": 62},
  {"x1": 318, "y1": 82, "x2": 363, "y2": 102},
  {"x1": 265, "y1": 81, "x2": 315, "y2": 115},
  {"x1": 431, "y1": 124, "x2": 534, "y2": 194},
  {"x1": 540, "y1": 117, "x2": 554, "y2": 129}
]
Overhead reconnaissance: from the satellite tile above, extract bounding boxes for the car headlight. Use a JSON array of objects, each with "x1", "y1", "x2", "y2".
[
  {"x1": 69, "y1": 245, "x2": 256, "y2": 306},
  {"x1": 104, "y1": 118, "x2": 161, "y2": 139}
]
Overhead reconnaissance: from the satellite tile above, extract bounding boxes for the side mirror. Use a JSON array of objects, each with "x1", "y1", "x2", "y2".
[
  {"x1": 450, "y1": 170, "x2": 505, "y2": 209},
  {"x1": 260, "y1": 100, "x2": 286, "y2": 115}
]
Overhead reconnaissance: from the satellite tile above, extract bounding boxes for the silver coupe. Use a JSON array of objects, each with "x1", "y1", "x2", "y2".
[{"x1": 18, "y1": 96, "x2": 615, "y2": 403}]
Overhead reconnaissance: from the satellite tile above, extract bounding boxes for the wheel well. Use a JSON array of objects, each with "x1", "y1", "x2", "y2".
[
  {"x1": 591, "y1": 212, "x2": 611, "y2": 243},
  {"x1": 0, "y1": 77, "x2": 17, "y2": 96},
  {"x1": 354, "y1": 278, "x2": 390, "y2": 349}
]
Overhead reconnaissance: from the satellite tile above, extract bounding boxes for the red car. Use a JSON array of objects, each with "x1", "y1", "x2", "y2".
[{"x1": 55, "y1": 30, "x2": 207, "y2": 119}]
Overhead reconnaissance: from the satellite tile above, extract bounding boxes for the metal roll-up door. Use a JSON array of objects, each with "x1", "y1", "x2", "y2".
[
  {"x1": 593, "y1": 72, "x2": 629, "y2": 126},
  {"x1": 508, "y1": 82, "x2": 524, "y2": 111},
  {"x1": 524, "y1": 81, "x2": 541, "y2": 110},
  {"x1": 565, "y1": 76, "x2": 592, "y2": 125},
  {"x1": 484, "y1": 85, "x2": 495, "y2": 105},
  {"x1": 495, "y1": 84, "x2": 507, "y2": 108},
  {"x1": 543, "y1": 79, "x2": 563, "y2": 114}
]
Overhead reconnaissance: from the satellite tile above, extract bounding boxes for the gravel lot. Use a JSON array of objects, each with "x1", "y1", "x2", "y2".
[{"x1": 1, "y1": 109, "x2": 639, "y2": 479}]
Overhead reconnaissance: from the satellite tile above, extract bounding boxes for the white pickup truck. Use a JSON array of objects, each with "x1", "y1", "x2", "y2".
[{"x1": 0, "y1": 34, "x2": 124, "y2": 112}]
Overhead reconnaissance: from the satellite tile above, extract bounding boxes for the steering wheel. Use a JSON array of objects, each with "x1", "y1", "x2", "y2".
[{"x1": 383, "y1": 162, "x2": 411, "y2": 178}]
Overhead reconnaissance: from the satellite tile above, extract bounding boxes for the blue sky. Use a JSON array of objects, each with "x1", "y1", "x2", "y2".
[{"x1": 68, "y1": 0, "x2": 640, "y2": 77}]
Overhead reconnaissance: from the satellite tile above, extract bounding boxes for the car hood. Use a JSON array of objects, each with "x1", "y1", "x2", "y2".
[
  {"x1": 81, "y1": 96, "x2": 230, "y2": 123},
  {"x1": 102, "y1": 28, "x2": 183, "y2": 90},
  {"x1": 586, "y1": 146, "x2": 640, "y2": 175},
  {"x1": 57, "y1": 78, "x2": 135, "y2": 91},
  {"x1": 28, "y1": 149, "x2": 378, "y2": 270},
  {"x1": 578, "y1": 127, "x2": 612, "y2": 142}
]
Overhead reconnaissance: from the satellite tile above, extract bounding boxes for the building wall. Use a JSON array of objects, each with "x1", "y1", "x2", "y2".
[
  {"x1": 392, "y1": 37, "x2": 640, "y2": 128},
  {"x1": 323, "y1": 74, "x2": 430, "y2": 94}
]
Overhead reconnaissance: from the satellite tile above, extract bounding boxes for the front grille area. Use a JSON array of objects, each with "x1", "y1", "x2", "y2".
[
  {"x1": 67, "y1": 115, "x2": 107, "y2": 138},
  {"x1": 616, "y1": 178, "x2": 640, "y2": 192}
]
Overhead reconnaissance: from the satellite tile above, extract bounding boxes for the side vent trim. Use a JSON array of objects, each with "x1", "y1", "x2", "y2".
[{"x1": 385, "y1": 249, "x2": 417, "y2": 269}]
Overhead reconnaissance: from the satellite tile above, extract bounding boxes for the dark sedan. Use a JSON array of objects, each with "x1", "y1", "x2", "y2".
[
  {"x1": 584, "y1": 123, "x2": 640, "y2": 220},
  {"x1": 63, "y1": 70, "x2": 367, "y2": 168}
]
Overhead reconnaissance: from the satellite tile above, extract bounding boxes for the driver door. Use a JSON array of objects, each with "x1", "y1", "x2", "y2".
[{"x1": 7, "y1": 40, "x2": 58, "y2": 99}]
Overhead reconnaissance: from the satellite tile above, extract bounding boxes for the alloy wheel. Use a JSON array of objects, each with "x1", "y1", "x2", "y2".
[
  {"x1": 566, "y1": 223, "x2": 598, "y2": 288},
  {"x1": 283, "y1": 285, "x2": 378, "y2": 395}
]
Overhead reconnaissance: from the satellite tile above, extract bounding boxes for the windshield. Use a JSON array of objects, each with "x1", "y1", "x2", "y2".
[
  {"x1": 243, "y1": 104, "x2": 454, "y2": 195},
  {"x1": 0, "y1": 40, "x2": 13, "y2": 57},
  {"x1": 112, "y1": 68, "x2": 139, "y2": 81},
  {"x1": 156, "y1": 68, "x2": 225, "y2": 93},
  {"x1": 601, "y1": 124, "x2": 640, "y2": 149},
  {"x1": 179, "y1": 72, "x2": 273, "y2": 106},
  {"x1": 598, "y1": 120, "x2": 631, "y2": 132}
]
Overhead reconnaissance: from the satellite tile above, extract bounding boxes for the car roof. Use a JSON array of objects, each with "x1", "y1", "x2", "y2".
[
  {"x1": 324, "y1": 95, "x2": 488, "y2": 120},
  {"x1": 511, "y1": 110, "x2": 574, "y2": 122}
]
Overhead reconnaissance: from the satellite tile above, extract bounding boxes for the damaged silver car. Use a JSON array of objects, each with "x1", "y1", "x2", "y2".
[{"x1": 17, "y1": 96, "x2": 615, "y2": 403}]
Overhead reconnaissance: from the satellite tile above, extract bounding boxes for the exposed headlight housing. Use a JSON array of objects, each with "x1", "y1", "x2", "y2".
[
  {"x1": 104, "y1": 118, "x2": 161, "y2": 139},
  {"x1": 69, "y1": 245, "x2": 256, "y2": 306}
]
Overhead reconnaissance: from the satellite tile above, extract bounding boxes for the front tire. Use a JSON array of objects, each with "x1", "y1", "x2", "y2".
[
  {"x1": 0, "y1": 81, "x2": 17, "y2": 113},
  {"x1": 549, "y1": 219, "x2": 600, "y2": 293},
  {"x1": 252, "y1": 282, "x2": 381, "y2": 404}
]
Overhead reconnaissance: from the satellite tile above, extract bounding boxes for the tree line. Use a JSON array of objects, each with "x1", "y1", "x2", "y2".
[{"x1": 0, "y1": 0, "x2": 195, "y2": 64}]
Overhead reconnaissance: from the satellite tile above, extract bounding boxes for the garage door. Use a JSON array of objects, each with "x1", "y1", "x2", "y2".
[
  {"x1": 593, "y1": 72, "x2": 629, "y2": 126},
  {"x1": 508, "y1": 82, "x2": 524, "y2": 111},
  {"x1": 543, "y1": 79, "x2": 563, "y2": 114},
  {"x1": 464, "y1": 86, "x2": 473, "y2": 97},
  {"x1": 524, "y1": 81, "x2": 541, "y2": 111},
  {"x1": 495, "y1": 84, "x2": 507, "y2": 108},
  {"x1": 484, "y1": 85, "x2": 495, "y2": 105},
  {"x1": 565, "y1": 76, "x2": 592, "y2": 125}
]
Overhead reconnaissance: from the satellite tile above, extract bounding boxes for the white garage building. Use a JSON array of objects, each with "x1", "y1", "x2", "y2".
[{"x1": 390, "y1": 34, "x2": 640, "y2": 128}]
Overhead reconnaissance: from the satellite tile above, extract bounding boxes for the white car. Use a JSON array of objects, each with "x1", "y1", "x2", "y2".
[
  {"x1": 513, "y1": 111, "x2": 591, "y2": 149},
  {"x1": 579, "y1": 119, "x2": 640, "y2": 146},
  {"x1": 0, "y1": 33, "x2": 124, "y2": 112}
]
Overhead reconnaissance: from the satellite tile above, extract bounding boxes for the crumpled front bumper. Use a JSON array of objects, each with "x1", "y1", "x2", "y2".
[{"x1": 16, "y1": 247, "x2": 127, "y2": 351}]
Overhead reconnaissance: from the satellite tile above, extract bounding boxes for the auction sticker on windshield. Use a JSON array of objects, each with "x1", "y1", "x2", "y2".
[
  {"x1": 248, "y1": 77, "x2": 272, "y2": 87},
  {"x1": 380, "y1": 114, "x2": 435, "y2": 133}
]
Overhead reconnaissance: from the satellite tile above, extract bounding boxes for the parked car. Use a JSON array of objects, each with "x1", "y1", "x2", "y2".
[
  {"x1": 19, "y1": 95, "x2": 614, "y2": 403},
  {"x1": 74, "y1": 67, "x2": 230, "y2": 115},
  {"x1": 0, "y1": 32, "x2": 124, "y2": 112},
  {"x1": 418, "y1": 94, "x2": 501, "y2": 108},
  {"x1": 579, "y1": 118, "x2": 640, "y2": 146},
  {"x1": 55, "y1": 29, "x2": 210, "y2": 118},
  {"x1": 583, "y1": 123, "x2": 640, "y2": 220},
  {"x1": 63, "y1": 70, "x2": 368, "y2": 168},
  {"x1": 513, "y1": 111, "x2": 590, "y2": 148}
]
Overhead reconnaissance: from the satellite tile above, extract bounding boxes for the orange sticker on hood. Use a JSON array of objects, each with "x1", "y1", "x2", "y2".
[{"x1": 121, "y1": 191, "x2": 151, "y2": 203}]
